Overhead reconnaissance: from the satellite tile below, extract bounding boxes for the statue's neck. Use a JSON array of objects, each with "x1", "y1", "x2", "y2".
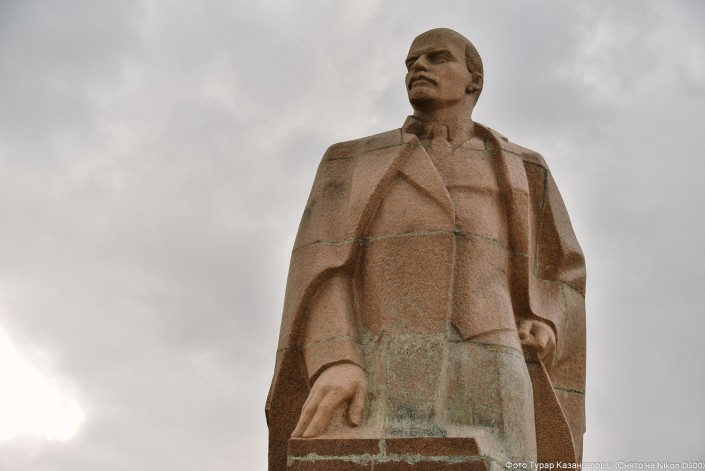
[{"x1": 411, "y1": 106, "x2": 475, "y2": 142}]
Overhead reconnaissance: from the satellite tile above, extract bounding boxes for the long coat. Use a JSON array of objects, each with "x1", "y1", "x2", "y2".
[{"x1": 266, "y1": 122, "x2": 586, "y2": 471}]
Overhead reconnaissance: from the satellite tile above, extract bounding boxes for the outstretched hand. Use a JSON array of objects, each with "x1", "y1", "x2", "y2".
[
  {"x1": 518, "y1": 319, "x2": 556, "y2": 362},
  {"x1": 291, "y1": 363, "x2": 367, "y2": 438}
]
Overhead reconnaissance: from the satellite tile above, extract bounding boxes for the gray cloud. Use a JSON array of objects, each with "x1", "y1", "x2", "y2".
[{"x1": 0, "y1": 0, "x2": 703, "y2": 469}]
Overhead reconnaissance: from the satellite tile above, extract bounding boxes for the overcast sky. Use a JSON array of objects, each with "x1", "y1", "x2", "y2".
[{"x1": 0, "y1": 1, "x2": 704, "y2": 469}]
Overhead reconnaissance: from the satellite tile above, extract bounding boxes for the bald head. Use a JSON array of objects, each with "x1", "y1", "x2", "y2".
[
  {"x1": 413, "y1": 28, "x2": 483, "y2": 79},
  {"x1": 405, "y1": 28, "x2": 484, "y2": 113}
]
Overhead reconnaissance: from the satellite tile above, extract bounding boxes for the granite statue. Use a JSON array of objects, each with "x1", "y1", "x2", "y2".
[{"x1": 266, "y1": 28, "x2": 586, "y2": 470}]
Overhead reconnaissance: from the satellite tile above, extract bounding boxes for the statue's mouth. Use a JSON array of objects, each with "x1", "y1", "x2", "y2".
[{"x1": 408, "y1": 75, "x2": 437, "y2": 89}]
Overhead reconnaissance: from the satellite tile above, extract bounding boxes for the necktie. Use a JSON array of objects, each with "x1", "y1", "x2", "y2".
[{"x1": 428, "y1": 124, "x2": 454, "y2": 186}]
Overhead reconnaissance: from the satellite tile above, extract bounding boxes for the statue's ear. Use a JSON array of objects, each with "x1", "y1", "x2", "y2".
[{"x1": 466, "y1": 72, "x2": 483, "y2": 94}]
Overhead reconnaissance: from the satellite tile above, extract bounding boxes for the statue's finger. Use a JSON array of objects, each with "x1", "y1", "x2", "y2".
[
  {"x1": 292, "y1": 409, "x2": 309, "y2": 437},
  {"x1": 303, "y1": 393, "x2": 339, "y2": 438},
  {"x1": 291, "y1": 415, "x2": 306, "y2": 438},
  {"x1": 292, "y1": 388, "x2": 321, "y2": 437},
  {"x1": 517, "y1": 319, "x2": 533, "y2": 341},
  {"x1": 348, "y1": 386, "x2": 366, "y2": 426},
  {"x1": 534, "y1": 326, "x2": 549, "y2": 352}
]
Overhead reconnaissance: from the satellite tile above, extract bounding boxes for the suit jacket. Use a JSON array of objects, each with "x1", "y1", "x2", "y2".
[{"x1": 266, "y1": 122, "x2": 586, "y2": 471}]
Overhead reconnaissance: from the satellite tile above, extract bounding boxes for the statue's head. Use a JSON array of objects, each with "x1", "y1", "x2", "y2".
[{"x1": 405, "y1": 28, "x2": 484, "y2": 112}]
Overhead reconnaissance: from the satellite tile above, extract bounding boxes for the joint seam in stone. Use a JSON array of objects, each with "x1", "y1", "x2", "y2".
[
  {"x1": 295, "y1": 229, "x2": 529, "y2": 256},
  {"x1": 530, "y1": 273, "x2": 584, "y2": 298},
  {"x1": 553, "y1": 385, "x2": 586, "y2": 396},
  {"x1": 360, "y1": 229, "x2": 453, "y2": 244},
  {"x1": 288, "y1": 452, "x2": 490, "y2": 465},
  {"x1": 533, "y1": 165, "x2": 549, "y2": 276},
  {"x1": 554, "y1": 283, "x2": 570, "y2": 367},
  {"x1": 292, "y1": 233, "x2": 583, "y2": 299},
  {"x1": 277, "y1": 336, "x2": 362, "y2": 354},
  {"x1": 292, "y1": 236, "x2": 358, "y2": 253},
  {"x1": 360, "y1": 142, "x2": 407, "y2": 154},
  {"x1": 301, "y1": 335, "x2": 360, "y2": 350}
]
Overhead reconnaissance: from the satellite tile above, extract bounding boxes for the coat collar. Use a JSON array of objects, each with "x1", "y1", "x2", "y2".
[{"x1": 347, "y1": 119, "x2": 530, "y2": 255}]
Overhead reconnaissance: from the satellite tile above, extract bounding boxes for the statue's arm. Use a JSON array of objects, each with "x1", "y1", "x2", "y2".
[
  {"x1": 534, "y1": 169, "x2": 587, "y2": 455},
  {"x1": 538, "y1": 170, "x2": 586, "y2": 295},
  {"x1": 532, "y1": 168, "x2": 585, "y2": 369},
  {"x1": 521, "y1": 160, "x2": 585, "y2": 365},
  {"x1": 301, "y1": 271, "x2": 364, "y2": 381},
  {"x1": 292, "y1": 270, "x2": 367, "y2": 438}
]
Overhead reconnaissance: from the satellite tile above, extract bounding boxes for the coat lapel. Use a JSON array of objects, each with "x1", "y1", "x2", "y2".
[
  {"x1": 347, "y1": 131, "x2": 453, "y2": 236},
  {"x1": 483, "y1": 125, "x2": 531, "y2": 257},
  {"x1": 479, "y1": 124, "x2": 532, "y2": 319},
  {"x1": 398, "y1": 136, "x2": 454, "y2": 221}
]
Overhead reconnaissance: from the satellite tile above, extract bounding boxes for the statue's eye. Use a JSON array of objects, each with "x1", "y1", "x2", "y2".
[{"x1": 430, "y1": 53, "x2": 449, "y2": 63}]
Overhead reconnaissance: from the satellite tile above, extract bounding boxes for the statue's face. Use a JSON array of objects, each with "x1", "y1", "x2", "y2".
[{"x1": 405, "y1": 31, "x2": 473, "y2": 111}]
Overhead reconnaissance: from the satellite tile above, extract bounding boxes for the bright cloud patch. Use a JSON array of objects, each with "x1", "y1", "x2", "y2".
[{"x1": 0, "y1": 328, "x2": 85, "y2": 442}]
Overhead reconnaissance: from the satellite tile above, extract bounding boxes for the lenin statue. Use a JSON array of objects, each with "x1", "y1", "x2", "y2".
[{"x1": 266, "y1": 28, "x2": 586, "y2": 471}]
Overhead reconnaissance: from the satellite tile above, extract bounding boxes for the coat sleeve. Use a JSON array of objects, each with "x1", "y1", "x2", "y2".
[
  {"x1": 266, "y1": 143, "x2": 363, "y2": 471},
  {"x1": 525, "y1": 160, "x2": 587, "y2": 460},
  {"x1": 302, "y1": 270, "x2": 364, "y2": 382}
]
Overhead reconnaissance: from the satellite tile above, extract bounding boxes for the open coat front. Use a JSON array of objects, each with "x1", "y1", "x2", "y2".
[{"x1": 266, "y1": 123, "x2": 586, "y2": 471}]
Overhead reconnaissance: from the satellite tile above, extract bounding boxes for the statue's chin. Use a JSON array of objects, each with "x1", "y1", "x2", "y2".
[{"x1": 408, "y1": 92, "x2": 439, "y2": 111}]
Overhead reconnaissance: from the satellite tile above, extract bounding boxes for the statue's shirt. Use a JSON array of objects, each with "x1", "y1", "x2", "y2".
[{"x1": 429, "y1": 134, "x2": 519, "y2": 348}]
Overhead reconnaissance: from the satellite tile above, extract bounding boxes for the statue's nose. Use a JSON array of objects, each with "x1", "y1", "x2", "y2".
[{"x1": 410, "y1": 56, "x2": 429, "y2": 72}]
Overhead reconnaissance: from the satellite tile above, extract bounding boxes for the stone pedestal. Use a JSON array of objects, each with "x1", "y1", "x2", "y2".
[{"x1": 287, "y1": 437, "x2": 490, "y2": 470}]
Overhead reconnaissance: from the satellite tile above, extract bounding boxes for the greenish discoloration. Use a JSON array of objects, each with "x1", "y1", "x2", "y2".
[
  {"x1": 287, "y1": 439, "x2": 494, "y2": 466},
  {"x1": 553, "y1": 386, "x2": 586, "y2": 396},
  {"x1": 292, "y1": 228, "x2": 532, "y2": 257},
  {"x1": 390, "y1": 406, "x2": 448, "y2": 438}
]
